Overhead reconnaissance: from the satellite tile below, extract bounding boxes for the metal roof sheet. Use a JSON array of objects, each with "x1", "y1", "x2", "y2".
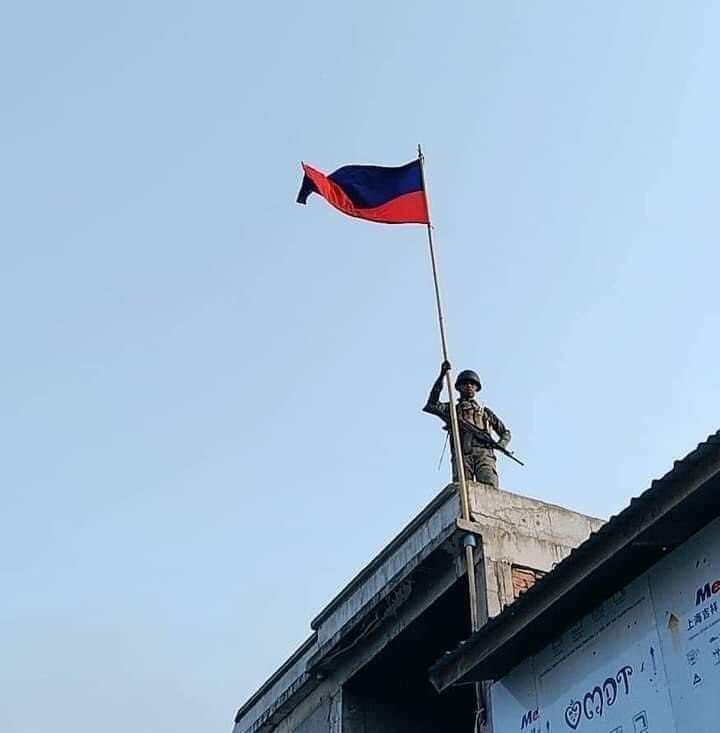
[{"x1": 430, "y1": 430, "x2": 720, "y2": 690}]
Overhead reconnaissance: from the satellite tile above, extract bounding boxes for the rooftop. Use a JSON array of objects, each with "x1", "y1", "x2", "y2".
[
  {"x1": 430, "y1": 430, "x2": 720, "y2": 691},
  {"x1": 234, "y1": 482, "x2": 601, "y2": 732}
]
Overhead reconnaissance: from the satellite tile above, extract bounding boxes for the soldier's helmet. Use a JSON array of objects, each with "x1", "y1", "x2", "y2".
[{"x1": 455, "y1": 369, "x2": 482, "y2": 390}]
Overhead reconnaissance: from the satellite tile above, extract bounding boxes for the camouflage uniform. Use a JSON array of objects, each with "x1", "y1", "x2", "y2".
[{"x1": 423, "y1": 373, "x2": 511, "y2": 488}]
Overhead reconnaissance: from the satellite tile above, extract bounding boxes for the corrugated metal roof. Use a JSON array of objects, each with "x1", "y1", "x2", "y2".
[{"x1": 430, "y1": 429, "x2": 720, "y2": 690}]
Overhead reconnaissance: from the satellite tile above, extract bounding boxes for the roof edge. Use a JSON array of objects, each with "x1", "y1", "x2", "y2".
[
  {"x1": 430, "y1": 430, "x2": 720, "y2": 691},
  {"x1": 310, "y1": 483, "x2": 457, "y2": 629},
  {"x1": 234, "y1": 633, "x2": 317, "y2": 724}
]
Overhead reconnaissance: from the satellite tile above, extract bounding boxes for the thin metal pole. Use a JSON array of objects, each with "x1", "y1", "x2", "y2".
[{"x1": 417, "y1": 145, "x2": 480, "y2": 634}]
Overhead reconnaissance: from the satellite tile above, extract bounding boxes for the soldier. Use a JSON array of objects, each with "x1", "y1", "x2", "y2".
[{"x1": 423, "y1": 360, "x2": 511, "y2": 488}]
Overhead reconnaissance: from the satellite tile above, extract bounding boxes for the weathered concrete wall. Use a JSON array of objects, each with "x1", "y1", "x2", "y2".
[
  {"x1": 469, "y1": 483, "x2": 604, "y2": 618},
  {"x1": 312, "y1": 487, "x2": 460, "y2": 648},
  {"x1": 234, "y1": 489, "x2": 460, "y2": 733},
  {"x1": 266, "y1": 555, "x2": 467, "y2": 733},
  {"x1": 233, "y1": 484, "x2": 605, "y2": 733},
  {"x1": 267, "y1": 688, "x2": 340, "y2": 733},
  {"x1": 233, "y1": 637, "x2": 319, "y2": 733},
  {"x1": 288, "y1": 692, "x2": 341, "y2": 733}
]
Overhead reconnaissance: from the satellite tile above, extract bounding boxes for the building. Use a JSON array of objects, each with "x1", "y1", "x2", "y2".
[
  {"x1": 430, "y1": 430, "x2": 720, "y2": 733},
  {"x1": 233, "y1": 483, "x2": 603, "y2": 732}
]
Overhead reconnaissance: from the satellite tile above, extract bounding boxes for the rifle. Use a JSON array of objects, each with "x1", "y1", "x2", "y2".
[{"x1": 456, "y1": 417, "x2": 525, "y2": 466}]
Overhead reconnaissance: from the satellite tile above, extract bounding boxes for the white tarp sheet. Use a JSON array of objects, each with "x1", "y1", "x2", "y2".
[{"x1": 490, "y1": 517, "x2": 720, "y2": 733}]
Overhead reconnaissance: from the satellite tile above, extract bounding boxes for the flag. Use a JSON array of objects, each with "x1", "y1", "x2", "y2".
[{"x1": 296, "y1": 160, "x2": 429, "y2": 224}]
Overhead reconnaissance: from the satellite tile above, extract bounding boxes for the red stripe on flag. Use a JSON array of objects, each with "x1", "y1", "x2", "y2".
[{"x1": 302, "y1": 164, "x2": 429, "y2": 224}]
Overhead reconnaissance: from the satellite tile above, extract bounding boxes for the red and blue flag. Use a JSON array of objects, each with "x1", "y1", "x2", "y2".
[{"x1": 296, "y1": 160, "x2": 429, "y2": 225}]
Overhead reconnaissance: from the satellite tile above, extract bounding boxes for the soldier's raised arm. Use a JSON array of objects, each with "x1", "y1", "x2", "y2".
[
  {"x1": 486, "y1": 407, "x2": 511, "y2": 448},
  {"x1": 423, "y1": 360, "x2": 451, "y2": 418}
]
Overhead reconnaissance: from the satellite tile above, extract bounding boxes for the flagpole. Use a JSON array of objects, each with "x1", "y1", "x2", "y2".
[{"x1": 417, "y1": 145, "x2": 481, "y2": 636}]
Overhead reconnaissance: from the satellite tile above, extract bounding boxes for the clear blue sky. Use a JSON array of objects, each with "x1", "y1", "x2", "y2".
[{"x1": 2, "y1": 1, "x2": 719, "y2": 731}]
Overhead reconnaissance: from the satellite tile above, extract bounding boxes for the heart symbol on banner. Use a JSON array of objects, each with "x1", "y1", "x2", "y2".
[{"x1": 564, "y1": 700, "x2": 582, "y2": 730}]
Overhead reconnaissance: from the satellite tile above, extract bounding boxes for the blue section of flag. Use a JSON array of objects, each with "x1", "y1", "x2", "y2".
[
  {"x1": 297, "y1": 161, "x2": 424, "y2": 208},
  {"x1": 327, "y1": 161, "x2": 423, "y2": 208},
  {"x1": 297, "y1": 158, "x2": 429, "y2": 224}
]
